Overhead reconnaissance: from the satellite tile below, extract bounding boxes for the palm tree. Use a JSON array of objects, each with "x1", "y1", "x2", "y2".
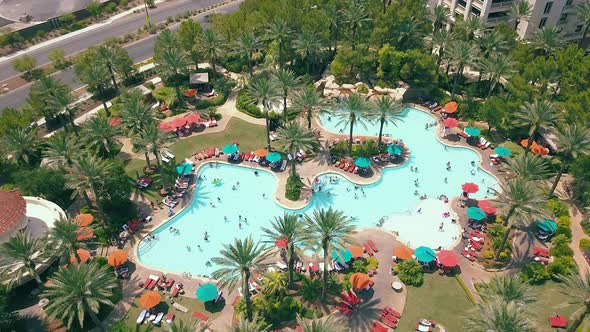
[
  {"x1": 502, "y1": 153, "x2": 552, "y2": 181},
  {"x1": 446, "y1": 41, "x2": 479, "y2": 99},
  {"x1": 292, "y1": 85, "x2": 326, "y2": 130},
  {"x1": 480, "y1": 55, "x2": 515, "y2": 99},
  {"x1": 212, "y1": 236, "x2": 272, "y2": 321},
  {"x1": 155, "y1": 29, "x2": 180, "y2": 56},
  {"x1": 276, "y1": 122, "x2": 317, "y2": 178},
  {"x1": 0, "y1": 127, "x2": 39, "y2": 165},
  {"x1": 462, "y1": 16, "x2": 484, "y2": 41},
  {"x1": 431, "y1": 29, "x2": 452, "y2": 74},
  {"x1": 478, "y1": 30, "x2": 509, "y2": 59},
  {"x1": 323, "y1": 3, "x2": 342, "y2": 53},
  {"x1": 265, "y1": 19, "x2": 293, "y2": 67},
  {"x1": 262, "y1": 213, "x2": 306, "y2": 287},
  {"x1": 549, "y1": 124, "x2": 590, "y2": 196},
  {"x1": 43, "y1": 131, "x2": 83, "y2": 167},
  {"x1": 533, "y1": 27, "x2": 565, "y2": 57},
  {"x1": 75, "y1": 61, "x2": 112, "y2": 116},
  {"x1": 578, "y1": 2, "x2": 590, "y2": 47},
  {"x1": 155, "y1": 46, "x2": 190, "y2": 103},
  {"x1": 340, "y1": 1, "x2": 370, "y2": 50},
  {"x1": 138, "y1": 122, "x2": 173, "y2": 187},
  {"x1": 170, "y1": 318, "x2": 209, "y2": 332},
  {"x1": 119, "y1": 89, "x2": 154, "y2": 137},
  {"x1": 509, "y1": 0, "x2": 532, "y2": 32},
  {"x1": 230, "y1": 315, "x2": 268, "y2": 332},
  {"x1": 237, "y1": 31, "x2": 259, "y2": 77},
  {"x1": 29, "y1": 76, "x2": 65, "y2": 121},
  {"x1": 196, "y1": 29, "x2": 225, "y2": 81},
  {"x1": 432, "y1": 4, "x2": 449, "y2": 33},
  {"x1": 491, "y1": 178, "x2": 548, "y2": 259},
  {"x1": 49, "y1": 218, "x2": 89, "y2": 265},
  {"x1": 304, "y1": 208, "x2": 355, "y2": 301},
  {"x1": 96, "y1": 44, "x2": 119, "y2": 90},
  {"x1": 464, "y1": 298, "x2": 536, "y2": 332},
  {"x1": 81, "y1": 114, "x2": 121, "y2": 157},
  {"x1": 559, "y1": 272, "x2": 590, "y2": 332},
  {"x1": 42, "y1": 262, "x2": 118, "y2": 331},
  {"x1": 513, "y1": 99, "x2": 560, "y2": 154},
  {"x1": 334, "y1": 93, "x2": 370, "y2": 156},
  {"x1": 65, "y1": 155, "x2": 113, "y2": 222},
  {"x1": 293, "y1": 31, "x2": 323, "y2": 75},
  {"x1": 0, "y1": 232, "x2": 47, "y2": 286},
  {"x1": 261, "y1": 271, "x2": 288, "y2": 297},
  {"x1": 46, "y1": 82, "x2": 79, "y2": 136},
  {"x1": 247, "y1": 76, "x2": 280, "y2": 149},
  {"x1": 273, "y1": 69, "x2": 301, "y2": 123},
  {"x1": 479, "y1": 274, "x2": 536, "y2": 305},
  {"x1": 371, "y1": 96, "x2": 404, "y2": 147},
  {"x1": 395, "y1": 16, "x2": 426, "y2": 50},
  {"x1": 297, "y1": 314, "x2": 347, "y2": 332}
]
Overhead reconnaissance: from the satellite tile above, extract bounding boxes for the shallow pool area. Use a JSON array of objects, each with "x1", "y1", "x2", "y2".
[{"x1": 137, "y1": 107, "x2": 499, "y2": 277}]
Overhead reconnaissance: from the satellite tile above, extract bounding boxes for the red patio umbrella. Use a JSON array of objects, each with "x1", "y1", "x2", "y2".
[
  {"x1": 274, "y1": 238, "x2": 288, "y2": 250},
  {"x1": 443, "y1": 118, "x2": 458, "y2": 128},
  {"x1": 437, "y1": 250, "x2": 459, "y2": 267},
  {"x1": 461, "y1": 182, "x2": 479, "y2": 194},
  {"x1": 170, "y1": 117, "x2": 187, "y2": 128},
  {"x1": 184, "y1": 112, "x2": 201, "y2": 124},
  {"x1": 478, "y1": 200, "x2": 497, "y2": 214},
  {"x1": 158, "y1": 122, "x2": 175, "y2": 132},
  {"x1": 109, "y1": 116, "x2": 122, "y2": 127}
]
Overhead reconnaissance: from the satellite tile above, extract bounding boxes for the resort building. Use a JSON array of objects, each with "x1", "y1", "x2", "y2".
[{"x1": 432, "y1": 0, "x2": 586, "y2": 41}]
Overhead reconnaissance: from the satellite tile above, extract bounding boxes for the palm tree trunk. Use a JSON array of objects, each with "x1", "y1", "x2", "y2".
[
  {"x1": 243, "y1": 272, "x2": 253, "y2": 321},
  {"x1": 87, "y1": 306, "x2": 105, "y2": 332},
  {"x1": 514, "y1": 19, "x2": 519, "y2": 31},
  {"x1": 287, "y1": 245, "x2": 294, "y2": 288},
  {"x1": 568, "y1": 306, "x2": 590, "y2": 332},
  {"x1": 107, "y1": 64, "x2": 118, "y2": 91},
  {"x1": 494, "y1": 225, "x2": 512, "y2": 260},
  {"x1": 321, "y1": 243, "x2": 329, "y2": 301},
  {"x1": 66, "y1": 107, "x2": 79, "y2": 136},
  {"x1": 82, "y1": 191, "x2": 93, "y2": 208},
  {"x1": 248, "y1": 52, "x2": 253, "y2": 77},
  {"x1": 307, "y1": 107, "x2": 312, "y2": 129},
  {"x1": 265, "y1": 111, "x2": 271, "y2": 150},
  {"x1": 378, "y1": 119, "x2": 385, "y2": 146},
  {"x1": 174, "y1": 84, "x2": 182, "y2": 105},
  {"x1": 549, "y1": 160, "x2": 567, "y2": 197},
  {"x1": 348, "y1": 122, "x2": 354, "y2": 156},
  {"x1": 283, "y1": 93, "x2": 288, "y2": 123},
  {"x1": 212, "y1": 58, "x2": 217, "y2": 82},
  {"x1": 525, "y1": 128, "x2": 536, "y2": 155},
  {"x1": 98, "y1": 86, "x2": 111, "y2": 117},
  {"x1": 144, "y1": 151, "x2": 151, "y2": 168},
  {"x1": 91, "y1": 184, "x2": 107, "y2": 224},
  {"x1": 486, "y1": 79, "x2": 498, "y2": 100},
  {"x1": 580, "y1": 25, "x2": 589, "y2": 48},
  {"x1": 291, "y1": 149, "x2": 297, "y2": 178},
  {"x1": 29, "y1": 265, "x2": 43, "y2": 286}
]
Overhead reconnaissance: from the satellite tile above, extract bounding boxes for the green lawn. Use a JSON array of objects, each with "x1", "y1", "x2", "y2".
[
  {"x1": 397, "y1": 274, "x2": 474, "y2": 332},
  {"x1": 530, "y1": 280, "x2": 588, "y2": 332}
]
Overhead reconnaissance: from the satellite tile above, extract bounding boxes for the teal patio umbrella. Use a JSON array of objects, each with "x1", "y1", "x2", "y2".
[
  {"x1": 354, "y1": 157, "x2": 370, "y2": 168},
  {"x1": 387, "y1": 144, "x2": 402, "y2": 155},
  {"x1": 415, "y1": 246, "x2": 436, "y2": 263},
  {"x1": 332, "y1": 248, "x2": 353, "y2": 264},
  {"x1": 176, "y1": 162, "x2": 193, "y2": 175},
  {"x1": 464, "y1": 127, "x2": 481, "y2": 137},
  {"x1": 196, "y1": 283, "x2": 218, "y2": 302},
  {"x1": 222, "y1": 144, "x2": 238, "y2": 155},
  {"x1": 494, "y1": 146, "x2": 512, "y2": 157},
  {"x1": 266, "y1": 152, "x2": 282, "y2": 162},
  {"x1": 466, "y1": 207, "x2": 487, "y2": 221},
  {"x1": 537, "y1": 219, "x2": 557, "y2": 233}
]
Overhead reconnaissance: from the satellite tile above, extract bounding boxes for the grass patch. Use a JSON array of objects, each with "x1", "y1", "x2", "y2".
[
  {"x1": 530, "y1": 280, "x2": 587, "y2": 332},
  {"x1": 397, "y1": 273, "x2": 474, "y2": 332}
]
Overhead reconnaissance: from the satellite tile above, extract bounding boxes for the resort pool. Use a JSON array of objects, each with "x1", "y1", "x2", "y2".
[{"x1": 137, "y1": 107, "x2": 499, "y2": 277}]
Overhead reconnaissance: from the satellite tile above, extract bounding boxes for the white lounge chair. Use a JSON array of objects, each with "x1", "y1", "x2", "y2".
[
  {"x1": 275, "y1": 261, "x2": 288, "y2": 270},
  {"x1": 172, "y1": 302, "x2": 188, "y2": 313},
  {"x1": 280, "y1": 160, "x2": 287, "y2": 171},
  {"x1": 152, "y1": 312, "x2": 164, "y2": 326},
  {"x1": 163, "y1": 149, "x2": 175, "y2": 160},
  {"x1": 137, "y1": 309, "x2": 148, "y2": 324},
  {"x1": 161, "y1": 154, "x2": 171, "y2": 163}
]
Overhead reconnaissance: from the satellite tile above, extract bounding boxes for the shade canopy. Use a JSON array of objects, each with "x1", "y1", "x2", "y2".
[
  {"x1": 184, "y1": 89, "x2": 197, "y2": 97},
  {"x1": 196, "y1": 283, "x2": 218, "y2": 302},
  {"x1": 266, "y1": 152, "x2": 282, "y2": 162},
  {"x1": 415, "y1": 246, "x2": 436, "y2": 263},
  {"x1": 109, "y1": 116, "x2": 122, "y2": 127},
  {"x1": 350, "y1": 273, "x2": 371, "y2": 289},
  {"x1": 176, "y1": 162, "x2": 193, "y2": 175},
  {"x1": 348, "y1": 246, "x2": 364, "y2": 258},
  {"x1": 393, "y1": 246, "x2": 414, "y2": 260},
  {"x1": 464, "y1": 127, "x2": 480, "y2": 136},
  {"x1": 75, "y1": 213, "x2": 94, "y2": 227},
  {"x1": 158, "y1": 122, "x2": 175, "y2": 132},
  {"x1": 139, "y1": 291, "x2": 161, "y2": 309},
  {"x1": 107, "y1": 249, "x2": 128, "y2": 267},
  {"x1": 70, "y1": 248, "x2": 91, "y2": 263},
  {"x1": 274, "y1": 238, "x2": 287, "y2": 249},
  {"x1": 494, "y1": 146, "x2": 512, "y2": 157},
  {"x1": 184, "y1": 112, "x2": 201, "y2": 124},
  {"x1": 170, "y1": 117, "x2": 187, "y2": 128},
  {"x1": 478, "y1": 200, "x2": 497, "y2": 214},
  {"x1": 443, "y1": 118, "x2": 458, "y2": 128},
  {"x1": 76, "y1": 227, "x2": 94, "y2": 241},
  {"x1": 387, "y1": 144, "x2": 402, "y2": 155},
  {"x1": 354, "y1": 157, "x2": 370, "y2": 168},
  {"x1": 437, "y1": 250, "x2": 459, "y2": 267},
  {"x1": 466, "y1": 207, "x2": 487, "y2": 221},
  {"x1": 443, "y1": 101, "x2": 458, "y2": 113},
  {"x1": 332, "y1": 248, "x2": 353, "y2": 264},
  {"x1": 461, "y1": 182, "x2": 479, "y2": 193},
  {"x1": 254, "y1": 149, "x2": 269, "y2": 157},
  {"x1": 222, "y1": 144, "x2": 238, "y2": 154},
  {"x1": 537, "y1": 219, "x2": 557, "y2": 233}
]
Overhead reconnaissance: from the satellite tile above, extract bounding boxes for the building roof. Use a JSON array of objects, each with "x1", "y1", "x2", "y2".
[
  {"x1": 0, "y1": 190, "x2": 26, "y2": 236},
  {"x1": 190, "y1": 72, "x2": 209, "y2": 85}
]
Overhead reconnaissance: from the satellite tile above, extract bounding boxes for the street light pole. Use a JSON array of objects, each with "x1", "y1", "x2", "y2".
[{"x1": 144, "y1": 1, "x2": 151, "y2": 28}]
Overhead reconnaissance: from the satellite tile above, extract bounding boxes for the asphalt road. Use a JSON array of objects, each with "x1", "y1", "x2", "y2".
[{"x1": 0, "y1": 0, "x2": 241, "y2": 111}]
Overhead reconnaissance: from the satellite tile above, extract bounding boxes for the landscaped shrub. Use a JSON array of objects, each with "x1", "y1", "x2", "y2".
[
  {"x1": 14, "y1": 168, "x2": 73, "y2": 208},
  {"x1": 550, "y1": 244, "x2": 573, "y2": 258},
  {"x1": 580, "y1": 239, "x2": 590, "y2": 252},
  {"x1": 352, "y1": 259, "x2": 369, "y2": 273},
  {"x1": 237, "y1": 88, "x2": 264, "y2": 118},
  {"x1": 521, "y1": 262, "x2": 551, "y2": 284},
  {"x1": 483, "y1": 250, "x2": 494, "y2": 260},
  {"x1": 300, "y1": 278, "x2": 322, "y2": 302},
  {"x1": 285, "y1": 175, "x2": 304, "y2": 201},
  {"x1": 547, "y1": 198, "x2": 569, "y2": 217},
  {"x1": 366, "y1": 257, "x2": 379, "y2": 270},
  {"x1": 357, "y1": 84, "x2": 369, "y2": 94},
  {"x1": 547, "y1": 256, "x2": 577, "y2": 278},
  {"x1": 394, "y1": 260, "x2": 424, "y2": 286},
  {"x1": 194, "y1": 92, "x2": 226, "y2": 109},
  {"x1": 152, "y1": 87, "x2": 177, "y2": 107}
]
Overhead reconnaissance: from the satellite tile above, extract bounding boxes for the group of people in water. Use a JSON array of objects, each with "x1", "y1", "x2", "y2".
[{"x1": 424, "y1": 121, "x2": 437, "y2": 129}]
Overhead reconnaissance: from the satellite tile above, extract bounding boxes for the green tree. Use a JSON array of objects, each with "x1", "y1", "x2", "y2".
[
  {"x1": 509, "y1": 0, "x2": 532, "y2": 32},
  {"x1": 322, "y1": 3, "x2": 342, "y2": 53},
  {"x1": 29, "y1": 76, "x2": 63, "y2": 120},
  {"x1": 0, "y1": 107, "x2": 34, "y2": 135},
  {"x1": 12, "y1": 55, "x2": 36, "y2": 77},
  {"x1": 87, "y1": 0, "x2": 103, "y2": 19},
  {"x1": 292, "y1": 85, "x2": 325, "y2": 130},
  {"x1": 14, "y1": 168, "x2": 72, "y2": 208},
  {"x1": 276, "y1": 122, "x2": 317, "y2": 177},
  {"x1": 50, "y1": 218, "x2": 89, "y2": 264},
  {"x1": 236, "y1": 31, "x2": 259, "y2": 77},
  {"x1": 96, "y1": 45, "x2": 121, "y2": 90},
  {"x1": 273, "y1": 69, "x2": 300, "y2": 123},
  {"x1": 502, "y1": 153, "x2": 552, "y2": 181},
  {"x1": 0, "y1": 232, "x2": 47, "y2": 286},
  {"x1": 479, "y1": 274, "x2": 536, "y2": 305},
  {"x1": 75, "y1": 59, "x2": 112, "y2": 116},
  {"x1": 334, "y1": 93, "x2": 370, "y2": 156},
  {"x1": 533, "y1": 27, "x2": 565, "y2": 57},
  {"x1": 119, "y1": 89, "x2": 154, "y2": 137},
  {"x1": 230, "y1": 315, "x2": 268, "y2": 332},
  {"x1": 42, "y1": 262, "x2": 118, "y2": 331},
  {"x1": 371, "y1": 96, "x2": 404, "y2": 147},
  {"x1": 43, "y1": 131, "x2": 83, "y2": 167},
  {"x1": 304, "y1": 208, "x2": 355, "y2": 301},
  {"x1": 431, "y1": 4, "x2": 449, "y2": 33},
  {"x1": 394, "y1": 259, "x2": 424, "y2": 286},
  {"x1": 293, "y1": 30, "x2": 323, "y2": 75},
  {"x1": 81, "y1": 114, "x2": 121, "y2": 157},
  {"x1": 212, "y1": 237, "x2": 272, "y2": 322},
  {"x1": 0, "y1": 127, "x2": 39, "y2": 165},
  {"x1": 477, "y1": 30, "x2": 509, "y2": 59},
  {"x1": 559, "y1": 272, "x2": 590, "y2": 332},
  {"x1": 137, "y1": 122, "x2": 174, "y2": 187},
  {"x1": 480, "y1": 55, "x2": 515, "y2": 99},
  {"x1": 431, "y1": 30, "x2": 452, "y2": 72},
  {"x1": 261, "y1": 271, "x2": 287, "y2": 297},
  {"x1": 46, "y1": 80, "x2": 79, "y2": 135},
  {"x1": 265, "y1": 19, "x2": 293, "y2": 67},
  {"x1": 155, "y1": 45, "x2": 190, "y2": 103},
  {"x1": 48, "y1": 49, "x2": 66, "y2": 69},
  {"x1": 170, "y1": 318, "x2": 208, "y2": 332},
  {"x1": 247, "y1": 76, "x2": 280, "y2": 149},
  {"x1": 340, "y1": 0, "x2": 370, "y2": 50},
  {"x1": 549, "y1": 124, "x2": 590, "y2": 196},
  {"x1": 464, "y1": 298, "x2": 536, "y2": 332},
  {"x1": 178, "y1": 19, "x2": 203, "y2": 69},
  {"x1": 513, "y1": 99, "x2": 560, "y2": 153},
  {"x1": 196, "y1": 29, "x2": 225, "y2": 81},
  {"x1": 446, "y1": 40, "x2": 479, "y2": 99}
]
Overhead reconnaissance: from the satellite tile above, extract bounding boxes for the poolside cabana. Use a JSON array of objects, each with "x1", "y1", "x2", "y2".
[{"x1": 537, "y1": 219, "x2": 557, "y2": 240}]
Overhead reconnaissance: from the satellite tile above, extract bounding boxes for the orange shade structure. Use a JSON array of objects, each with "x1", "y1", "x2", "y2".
[
  {"x1": 393, "y1": 246, "x2": 414, "y2": 260},
  {"x1": 108, "y1": 249, "x2": 128, "y2": 267},
  {"x1": 139, "y1": 291, "x2": 161, "y2": 309},
  {"x1": 184, "y1": 89, "x2": 197, "y2": 97},
  {"x1": 348, "y1": 245, "x2": 364, "y2": 258},
  {"x1": 75, "y1": 213, "x2": 94, "y2": 227},
  {"x1": 254, "y1": 149, "x2": 269, "y2": 157},
  {"x1": 443, "y1": 101, "x2": 458, "y2": 113},
  {"x1": 69, "y1": 248, "x2": 91, "y2": 263},
  {"x1": 76, "y1": 227, "x2": 94, "y2": 241},
  {"x1": 350, "y1": 272, "x2": 371, "y2": 289}
]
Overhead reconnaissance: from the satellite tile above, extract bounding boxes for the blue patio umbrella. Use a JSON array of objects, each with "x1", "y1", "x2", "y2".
[
  {"x1": 387, "y1": 144, "x2": 402, "y2": 155},
  {"x1": 332, "y1": 248, "x2": 353, "y2": 264},
  {"x1": 222, "y1": 144, "x2": 238, "y2": 155},
  {"x1": 494, "y1": 146, "x2": 512, "y2": 157},
  {"x1": 266, "y1": 152, "x2": 282, "y2": 163},
  {"x1": 464, "y1": 127, "x2": 481, "y2": 137},
  {"x1": 415, "y1": 246, "x2": 436, "y2": 263},
  {"x1": 466, "y1": 207, "x2": 487, "y2": 221},
  {"x1": 176, "y1": 162, "x2": 193, "y2": 175},
  {"x1": 354, "y1": 157, "x2": 371, "y2": 168},
  {"x1": 196, "y1": 283, "x2": 218, "y2": 302},
  {"x1": 537, "y1": 219, "x2": 557, "y2": 233}
]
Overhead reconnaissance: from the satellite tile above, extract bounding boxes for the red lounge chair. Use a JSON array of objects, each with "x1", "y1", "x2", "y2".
[
  {"x1": 348, "y1": 165, "x2": 355, "y2": 172},
  {"x1": 341, "y1": 291, "x2": 355, "y2": 305},
  {"x1": 165, "y1": 313, "x2": 174, "y2": 323},
  {"x1": 549, "y1": 315, "x2": 568, "y2": 328},
  {"x1": 432, "y1": 106, "x2": 443, "y2": 112},
  {"x1": 363, "y1": 243, "x2": 374, "y2": 256},
  {"x1": 142, "y1": 277, "x2": 151, "y2": 289},
  {"x1": 336, "y1": 302, "x2": 352, "y2": 317},
  {"x1": 381, "y1": 312, "x2": 399, "y2": 323},
  {"x1": 380, "y1": 316, "x2": 398, "y2": 328},
  {"x1": 296, "y1": 325, "x2": 303, "y2": 332},
  {"x1": 533, "y1": 247, "x2": 550, "y2": 258},
  {"x1": 354, "y1": 167, "x2": 359, "y2": 174},
  {"x1": 171, "y1": 285, "x2": 180, "y2": 297},
  {"x1": 231, "y1": 295, "x2": 241, "y2": 306},
  {"x1": 148, "y1": 278, "x2": 160, "y2": 290},
  {"x1": 368, "y1": 240, "x2": 378, "y2": 252},
  {"x1": 371, "y1": 321, "x2": 389, "y2": 332},
  {"x1": 347, "y1": 289, "x2": 360, "y2": 305},
  {"x1": 192, "y1": 311, "x2": 209, "y2": 321},
  {"x1": 165, "y1": 279, "x2": 175, "y2": 290},
  {"x1": 340, "y1": 162, "x2": 347, "y2": 169},
  {"x1": 383, "y1": 306, "x2": 401, "y2": 318},
  {"x1": 459, "y1": 131, "x2": 468, "y2": 138},
  {"x1": 461, "y1": 249, "x2": 475, "y2": 261}
]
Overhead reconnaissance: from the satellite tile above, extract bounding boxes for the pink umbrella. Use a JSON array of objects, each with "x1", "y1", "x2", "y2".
[
  {"x1": 478, "y1": 200, "x2": 497, "y2": 214},
  {"x1": 437, "y1": 250, "x2": 459, "y2": 267},
  {"x1": 461, "y1": 182, "x2": 479, "y2": 194},
  {"x1": 158, "y1": 122, "x2": 175, "y2": 132},
  {"x1": 170, "y1": 117, "x2": 187, "y2": 128},
  {"x1": 184, "y1": 112, "x2": 201, "y2": 124},
  {"x1": 443, "y1": 118, "x2": 458, "y2": 128}
]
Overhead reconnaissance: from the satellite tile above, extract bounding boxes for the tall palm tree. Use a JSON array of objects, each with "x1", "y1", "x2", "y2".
[
  {"x1": 462, "y1": 16, "x2": 484, "y2": 41},
  {"x1": 261, "y1": 271, "x2": 288, "y2": 297},
  {"x1": 340, "y1": 1, "x2": 370, "y2": 50},
  {"x1": 75, "y1": 61, "x2": 112, "y2": 116},
  {"x1": 431, "y1": 29, "x2": 452, "y2": 74},
  {"x1": 265, "y1": 19, "x2": 293, "y2": 67},
  {"x1": 446, "y1": 40, "x2": 479, "y2": 99},
  {"x1": 273, "y1": 69, "x2": 301, "y2": 123},
  {"x1": 502, "y1": 153, "x2": 552, "y2": 181},
  {"x1": 297, "y1": 314, "x2": 347, "y2": 332},
  {"x1": 0, "y1": 232, "x2": 47, "y2": 286},
  {"x1": 237, "y1": 31, "x2": 260, "y2": 77},
  {"x1": 533, "y1": 27, "x2": 565, "y2": 57},
  {"x1": 96, "y1": 44, "x2": 119, "y2": 90},
  {"x1": 196, "y1": 29, "x2": 225, "y2": 81},
  {"x1": 155, "y1": 46, "x2": 190, "y2": 103},
  {"x1": 479, "y1": 274, "x2": 536, "y2": 305},
  {"x1": 262, "y1": 213, "x2": 307, "y2": 287},
  {"x1": 334, "y1": 93, "x2": 370, "y2": 156},
  {"x1": 293, "y1": 31, "x2": 323, "y2": 75},
  {"x1": 81, "y1": 114, "x2": 121, "y2": 157},
  {"x1": 395, "y1": 16, "x2": 426, "y2": 50},
  {"x1": 138, "y1": 122, "x2": 173, "y2": 187},
  {"x1": 276, "y1": 122, "x2": 317, "y2": 177},
  {"x1": 292, "y1": 85, "x2": 326, "y2": 130},
  {"x1": 42, "y1": 262, "x2": 118, "y2": 331},
  {"x1": 323, "y1": 3, "x2": 342, "y2": 53},
  {"x1": 29, "y1": 76, "x2": 65, "y2": 121},
  {"x1": 578, "y1": 2, "x2": 590, "y2": 47},
  {"x1": 46, "y1": 82, "x2": 79, "y2": 136},
  {"x1": 480, "y1": 55, "x2": 515, "y2": 99},
  {"x1": 509, "y1": 0, "x2": 532, "y2": 32},
  {"x1": 212, "y1": 236, "x2": 272, "y2": 321},
  {"x1": 431, "y1": 4, "x2": 449, "y2": 33},
  {"x1": 478, "y1": 30, "x2": 509, "y2": 59},
  {"x1": 119, "y1": 89, "x2": 154, "y2": 137},
  {"x1": 559, "y1": 272, "x2": 590, "y2": 332},
  {"x1": 43, "y1": 131, "x2": 83, "y2": 167},
  {"x1": 371, "y1": 96, "x2": 404, "y2": 146},
  {"x1": 304, "y1": 208, "x2": 355, "y2": 301},
  {"x1": 170, "y1": 318, "x2": 209, "y2": 332},
  {"x1": 513, "y1": 99, "x2": 560, "y2": 153},
  {"x1": 491, "y1": 178, "x2": 548, "y2": 259},
  {"x1": 65, "y1": 155, "x2": 113, "y2": 222},
  {"x1": 49, "y1": 218, "x2": 89, "y2": 265},
  {"x1": 247, "y1": 77, "x2": 280, "y2": 149},
  {"x1": 0, "y1": 127, "x2": 39, "y2": 165},
  {"x1": 549, "y1": 124, "x2": 590, "y2": 196},
  {"x1": 464, "y1": 298, "x2": 536, "y2": 332},
  {"x1": 155, "y1": 29, "x2": 180, "y2": 56}
]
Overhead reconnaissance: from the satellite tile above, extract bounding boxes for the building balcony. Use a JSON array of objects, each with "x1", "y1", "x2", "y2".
[{"x1": 490, "y1": 1, "x2": 513, "y2": 10}]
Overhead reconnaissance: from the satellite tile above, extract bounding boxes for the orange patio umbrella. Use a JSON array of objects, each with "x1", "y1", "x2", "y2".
[
  {"x1": 350, "y1": 272, "x2": 371, "y2": 289},
  {"x1": 531, "y1": 145, "x2": 548, "y2": 156},
  {"x1": 184, "y1": 89, "x2": 197, "y2": 97},
  {"x1": 76, "y1": 227, "x2": 94, "y2": 241},
  {"x1": 443, "y1": 101, "x2": 458, "y2": 113},
  {"x1": 393, "y1": 246, "x2": 414, "y2": 260},
  {"x1": 348, "y1": 245, "x2": 364, "y2": 258},
  {"x1": 108, "y1": 249, "x2": 129, "y2": 267},
  {"x1": 254, "y1": 149, "x2": 269, "y2": 157},
  {"x1": 75, "y1": 213, "x2": 94, "y2": 227},
  {"x1": 69, "y1": 248, "x2": 91, "y2": 263},
  {"x1": 139, "y1": 291, "x2": 161, "y2": 309}
]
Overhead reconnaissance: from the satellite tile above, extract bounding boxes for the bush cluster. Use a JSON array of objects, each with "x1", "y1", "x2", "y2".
[{"x1": 285, "y1": 175, "x2": 304, "y2": 201}]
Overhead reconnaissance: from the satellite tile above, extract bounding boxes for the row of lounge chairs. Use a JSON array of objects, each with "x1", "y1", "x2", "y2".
[
  {"x1": 195, "y1": 147, "x2": 219, "y2": 160},
  {"x1": 363, "y1": 240, "x2": 379, "y2": 256},
  {"x1": 533, "y1": 246, "x2": 551, "y2": 265},
  {"x1": 370, "y1": 307, "x2": 402, "y2": 330},
  {"x1": 334, "y1": 159, "x2": 359, "y2": 173},
  {"x1": 461, "y1": 230, "x2": 486, "y2": 262},
  {"x1": 137, "y1": 310, "x2": 166, "y2": 326}
]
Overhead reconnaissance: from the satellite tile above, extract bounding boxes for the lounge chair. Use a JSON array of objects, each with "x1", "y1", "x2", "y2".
[
  {"x1": 371, "y1": 321, "x2": 389, "y2": 332},
  {"x1": 347, "y1": 289, "x2": 360, "y2": 305},
  {"x1": 164, "y1": 279, "x2": 174, "y2": 290},
  {"x1": 280, "y1": 160, "x2": 287, "y2": 171},
  {"x1": 137, "y1": 309, "x2": 148, "y2": 324},
  {"x1": 172, "y1": 302, "x2": 188, "y2": 313},
  {"x1": 363, "y1": 243, "x2": 374, "y2": 256},
  {"x1": 336, "y1": 301, "x2": 352, "y2": 317},
  {"x1": 152, "y1": 312, "x2": 164, "y2": 326},
  {"x1": 192, "y1": 311, "x2": 209, "y2": 321},
  {"x1": 533, "y1": 247, "x2": 550, "y2": 258},
  {"x1": 142, "y1": 276, "x2": 152, "y2": 289},
  {"x1": 276, "y1": 261, "x2": 288, "y2": 270},
  {"x1": 381, "y1": 312, "x2": 399, "y2": 323},
  {"x1": 380, "y1": 316, "x2": 397, "y2": 328},
  {"x1": 459, "y1": 131, "x2": 468, "y2": 139},
  {"x1": 165, "y1": 313, "x2": 174, "y2": 324},
  {"x1": 161, "y1": 154, "x2": 171, "y2": 163},
  {"x1": 383, "y1": 306, "x2": 401, "y2": 318},
  {"x1": 163, "y1": 149, "x2": 175, "y2": 160},
  {"x1": 341, "y1": 291, "x2": 355, "y2": 305},
  {"x1": 147, "y1": 312, "x2": 157, "y2": 322},
  {"x1": 353, "y1": 167, "x2": 359, "y2": 174},
  {"x1": 171, "y1": 285, "x2": 181, "y2": 297},
  {"x1": 214, "y1": 291, "x2": 223, "y2": 303},
  {"x1": 416, "y1": 324, "x2": 432, "y2": 331},
  {"x1": 368, "y1": 240, "x2": 379, "y2": 252},
  {"x1": 287, "y1": 153, "x2": 293, "y2": 161},
  {"x1": 147, "y1": 277, "x2": 160, "y2": 290}
]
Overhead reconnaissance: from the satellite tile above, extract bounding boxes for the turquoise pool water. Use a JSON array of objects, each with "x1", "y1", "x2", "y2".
[{"x1": 137, "y1": 107, "x2": 499, "y2": 277}]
